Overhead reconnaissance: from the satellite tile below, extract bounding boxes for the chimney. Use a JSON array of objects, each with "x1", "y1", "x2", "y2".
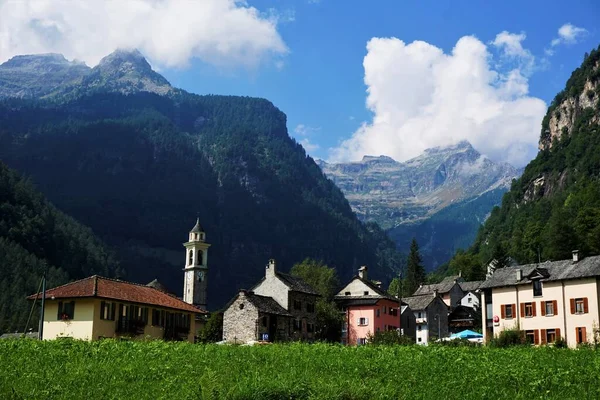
[
  {"x1": 458, "y1": 270, "x2": 462, "y2": 278},
  {"x1": 572, "y1": 250, "x2": 579, "y2": 263},
  {"x1": 358, "y1": 266, "x2": 368, "y2": 280},
  {"x1": 266, "y1": 259, "x2": 276, "y2": 277},
  {"x1": 516, "y1": 269, "x2": 522, "y2": 281},
  {"x1": 433, "y1": 289, "x2": 438, "y2": 298},
  {"x1": 373, "y1": 280, "x2": 382, "y2": 289}
]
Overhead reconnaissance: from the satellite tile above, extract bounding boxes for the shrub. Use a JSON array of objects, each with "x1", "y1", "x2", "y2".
[
  {"x1": 366, "y1": 330, "x2": 414, "y2": 346},
  {"x1": 490, "y1": 328, "x2": 526, "y2": 348}
]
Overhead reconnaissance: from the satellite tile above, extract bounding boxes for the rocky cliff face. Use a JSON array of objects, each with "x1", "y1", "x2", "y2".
[
  {"x1": 318, "y1": 141, "x2": 519, "y2": 230},
  {"x1": 0, "y1": 49, "x2": 173, "y2": 99}
]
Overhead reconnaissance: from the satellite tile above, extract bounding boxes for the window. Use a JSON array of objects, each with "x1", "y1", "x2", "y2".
[
  {"x1": 573, "y1": 298, "x2": 588, "y2": 314},
  {"x1": 522, "y1": 302, "x2": 535, "y2": 318},
  {"x1": 502, "y1": 304, "x2": 515, "y2": 319},
  {"x1": 152, "y1": 309, "x2": 165, "y2": 327},
  {"x1": 293, "y1": 300, "x2": 302, "y2": 311},
  {"x1": 544, "y1": 301, "x2": 555, "y2": 316},
  {"x1": 418, "y1": 337, "x2": 422, "y2": 342},
  {"x1": 418, "y1": 325, "x2": 422, "y2": 331},
  {"x1": 100, "y1": 301, "x2": 115, "y2": 320},
  {"x1": 306, "y1": 303, "x2": 315, "y2": 313},
  {"x1": 307, "y1": 323, "x2": 314, "y2": 333},
  {"x1": 390, "y1": 308, "x2": 398, "y2": 317},
  {"x1": 533, "y1": 280, "x2": 543, "y2": 296},
  {"x1": 357, "y1": 338, "x2": 367, "y2": 345},
  {"x1": 468, "y1": 297, "x2": 472, "y2": 304},
  {"x1": 525, "y1": 330, "x2": 535, "y2": 344},
  {"x1": 364, "y1": 291, "x2": 369, "y2": 296},
  {"x1": 293, "y1": 319, "x2": 301, "y2": 331},
  {"x1": 376, "y1": 309, "x2": 380, "y2": 317},
  {"x1": 57, "y1": 301, "x2": 75, "y2": 320},
  {"x1": 576, "y1": 327, "x2": 587, "y2": 344},
  {"x1": 196, "y1": 250, "x2": 203, "y2": 265},
  {"x1": 358, "y1": 317, "x2": 368, "y2": 326},
  {"x1": 188, "y1": 250, "x2": 193, "y2": 266},
  {"x1": 545, "y1": 329, "x2": 556, "y2": 343},
  {"x1": 383, "y1": 306, "x2": 387, "y2": 314},
  {"x1": 417, "y1": 312, "x2": 422, "y2": 319},
  {"x1": 344, "y1": 291, "x2": 351, "y2": 296}
]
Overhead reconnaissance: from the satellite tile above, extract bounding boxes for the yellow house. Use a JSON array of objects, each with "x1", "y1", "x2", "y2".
[
  {"x1": 480, "y1": 251, "x2": 600, "y2": 347},
  {"x1": 28, "y1": 275, "x2": 206, "y2": 342}
]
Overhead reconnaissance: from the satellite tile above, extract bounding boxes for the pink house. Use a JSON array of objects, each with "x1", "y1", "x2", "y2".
[{"x1": 335, "y1": 266, "x2": 415, "y2": 345}]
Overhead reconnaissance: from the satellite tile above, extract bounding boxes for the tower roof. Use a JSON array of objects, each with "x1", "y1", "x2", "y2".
[{"x1": 190, "y1": 218, "x2": 204, "y2": 233}]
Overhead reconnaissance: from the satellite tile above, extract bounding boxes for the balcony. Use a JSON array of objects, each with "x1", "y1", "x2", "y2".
[{"x1": 415, "y1": 318, "x2": 427, "y2": 324}]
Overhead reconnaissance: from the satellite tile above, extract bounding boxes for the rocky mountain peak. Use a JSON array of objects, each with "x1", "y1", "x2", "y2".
[{"x1": 361, "y1": 155, "x2": 398, "y2": 164}]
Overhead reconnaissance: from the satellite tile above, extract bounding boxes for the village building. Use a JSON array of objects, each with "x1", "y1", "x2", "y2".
[
  {"x1": 27, "y1": 275, "x2": 205, "y2": 342},
  {"x1": 480, "y1": 251, "x2": 600, "y2": 347},
  {"x1": 335, "y1": 266, "x2": 415, "y2": 345},
  {"x1": 222, "y1": 259, "x2": 319, "y2": 343},
  {"x1": 402, "y1": 293, "x2": 448, "y2": 345},
  {"x1": 413, "y1": 275, "x2": 465, "y2": 310},
  {"x1": 27, "y1": 219, "x2": 209, "y2": 342},
  {"x1": 448, "y1": 305, "x2": 478, "y2": 334}
]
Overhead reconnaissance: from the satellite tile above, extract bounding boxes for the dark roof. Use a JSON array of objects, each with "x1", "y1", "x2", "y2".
[
  {"x1": 401, "y1": 295, "x2": 436, "y2": 311},
  {"x1": 0, "y1": 332, "x2": 38, "y2": 339},
  {"x1": 459, "y1": 281, "x2": 484, "y2": 292},
  {"x1": 27, "y1": 276, "x2": 205, "y2": 314},
  {"x1": 252, "y1": 272, "x2": 320, "y2": 296},
  {"x1": 413, "y1": 276, "x2": 463, "y2": 295},
  {"x1": 146, "y1": 279, "x2": 169, "y2": 293},
  {"x1": 480, "y1": 255, "x2": 600, "y2": 289},
  {"x1": 334, "y1": 276, "x2": 398, "y2": 301},
  {"x1": 335, "y1": 296, "x2": 401, "y2": 307},
  {"x1": 190, "y1": 218, "x2": 204, "y2": 233},
  {"x1": 236, "y1": 291, "x2": 292, "y2": 317},
  {"x1": 449, "y1": 305, "x2": 476, "y2": 322}
]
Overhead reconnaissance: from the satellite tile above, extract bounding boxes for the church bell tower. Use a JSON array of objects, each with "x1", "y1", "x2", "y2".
[{"x1": 183, "y1": 218, "x2": 211, "y2": 309}]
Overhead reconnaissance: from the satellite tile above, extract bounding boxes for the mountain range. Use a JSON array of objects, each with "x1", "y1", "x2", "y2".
[
  {"x1": 318, "y1": 141, "x2": 521, "y2": 269},
  {"x1": 0, "y1": 49, "x2": 401, "y2": 328}
]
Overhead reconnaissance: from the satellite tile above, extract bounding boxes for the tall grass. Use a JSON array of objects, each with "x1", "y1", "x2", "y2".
[{"x1": 1, "y1": 339, "x2": 599, "y2": 399}]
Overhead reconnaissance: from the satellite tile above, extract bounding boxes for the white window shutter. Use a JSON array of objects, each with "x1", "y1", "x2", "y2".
[
  {"x1": 357, "y1": 318, "x2": 361, "y2": 325},
  {"x1": 365, "y1": 318, "x2": 369, "y2": 325}
]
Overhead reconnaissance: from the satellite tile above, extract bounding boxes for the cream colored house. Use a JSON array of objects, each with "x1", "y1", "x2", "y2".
[
  {"x1": 480, "y1": 251, "x2": 600, "y2": 347},
  {"x1": 28, "y1": 275, "x2": 206, "y2": 342}
]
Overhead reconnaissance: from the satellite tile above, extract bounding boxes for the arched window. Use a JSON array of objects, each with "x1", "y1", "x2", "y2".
[
  {"x1": 194, "y1": 233, "x2": 198, "y2": 240},
  {"x1": 197, "y1": 250, "x2": 203, "y2": 265},
  {"x1": 188, "y1": 250, "x2": 193, "y2": 266}
]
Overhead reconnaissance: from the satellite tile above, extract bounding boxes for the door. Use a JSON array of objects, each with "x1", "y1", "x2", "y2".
[{"x1": 268, "y1": 315, "x2": 277, "y2": 342}]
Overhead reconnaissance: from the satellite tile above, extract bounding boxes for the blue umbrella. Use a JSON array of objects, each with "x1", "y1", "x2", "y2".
[{"x1": 450, "y1": 329, "x2": 483, "y2": 339}]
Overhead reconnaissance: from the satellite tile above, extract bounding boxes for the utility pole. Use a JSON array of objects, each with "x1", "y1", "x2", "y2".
[
  {"x1": 397, "y1": 269, "x2": 402, "y2": 335},
  {"x1": 38, "y1": 263, "x2": 47, "y2": 340}
]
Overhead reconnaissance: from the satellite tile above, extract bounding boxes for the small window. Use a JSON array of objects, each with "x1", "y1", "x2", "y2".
[
  {"x1": 576, "y1": 327, "x2": 587, "y2": 344},
  {"x1": 293, "y1": 300, "x2": 302, "y2": 310},
  {"x1": 364, "y1": 291, "x2": 369, "y2": 296},
  {"x1": 546, "y1": 329, "x2": 556, "y2": 343},
  {"x1": 533, "y1": 280, "x2": 542, "y2": 297},
  {"x1": 57, "y1": 301, "x2": 75, "y2": 320},
  {"x1": 306, "y1": 303, "x2": 315, "y2": 313},
  {"x1": 383, "y1": 306, "x2": 387, "y2": 314},
  {"x1": 545, "y1": 301, "x2": 554, "y2": 316},
  {"x1": 524, "y1": 303, "x2": 534, "y2": 317},
  {"x1": 505, "y1": 304, "x2": 513, "y2": 319},
  {"x1": 417, "y1": 312, "x2": 422, "y2": 319},
  {"x1": 239, "y1": 303, "x2": 244, "y2": 310},
  {"x1": 418, "y1": 325, "x2": 422, "y2": 331},
  {"x1": 525, "y1": 330, "x2": 535, "y2": 344},
  {"x1": 188, "y1": 250, "x2": 193, "y2": 266},
  {"x1": 307, "y1": 323, "x2": 314, "y2": 333},
  {"x1": 344, "y1": 291, "x2": 351, "y2": 296},
  {"x1": 196, "y1": 250, "x2": 203, "y2": 265},
  {"x1": 376, "y1": 309, "x2": 380, "y2": 317},
  {"x1": 100, "y1": 301, "x2": 115, "y2": 321},
  {"x1": 293, "y1": 319, "x2": 301, "y2": 331},
  {"x1": 358, "y1": 317, "x2": 368, "y2": 326},
  {"x1": 418, "y1": 337, "x2": 422, "y2": 342},
  {"x1": 575, "y1": 298, "x2": 585, "y2": 314},
  {"x1": 357, "y1": 338, "x2": 367, "y2": 345},
  {"x1": 468, "y1": 297, "x2": 472, "y2": 303}
]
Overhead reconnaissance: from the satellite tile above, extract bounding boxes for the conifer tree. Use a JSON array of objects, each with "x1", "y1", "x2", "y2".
[{"x1": 405, "y1": 238, "x2": 425, "y2": 295}]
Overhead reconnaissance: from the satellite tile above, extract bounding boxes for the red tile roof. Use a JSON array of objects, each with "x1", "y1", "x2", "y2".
[{"x1": 27, "y1": 276, "x2": 205, "y2": 314}]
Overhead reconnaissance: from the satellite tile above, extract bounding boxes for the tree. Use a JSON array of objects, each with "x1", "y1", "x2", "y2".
[
  {"x1": 405, "y1": 238, "x2": 426, "y2": 296},
  {"x1": 290, "y1": 258, "x2": 343, "y2": 342},
  {"x1": 448, "y1": 250, "x2": 483, "y2": 281},
  {"x1": 197, "y1": 312, "x2": 223, "y2": 343}
]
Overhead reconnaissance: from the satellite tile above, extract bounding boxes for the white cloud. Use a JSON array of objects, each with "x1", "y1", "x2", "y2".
[
  {"x1": 299, "y1": 138, "x2": 320, "y2": 152},
  {"x1": 550, "y1": 23, "x2": 588, "y2": 47},
  {"x1": 0, "y1": 0, "x2": 288, "y2": 68},
  {"x1": 491, "y1": 31, "x2": 534, "y2": 74},
  {"x1": 329, "y1": 34, "x2": 547, "y2": 168},
  {"x1": 293, "y1": 124, "x2": 321, "y2": 154},
  {"x1": 294, "y1": 124, "x2": 321, "y2": 136}
]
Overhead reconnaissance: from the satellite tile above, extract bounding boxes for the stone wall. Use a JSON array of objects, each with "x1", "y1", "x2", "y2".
[
  {"x1": 223, "y1": 294, "x2": 259, "y2": 344},
  {"x1": 288, "y1": 291, "x2": 319, "y2": 341}
]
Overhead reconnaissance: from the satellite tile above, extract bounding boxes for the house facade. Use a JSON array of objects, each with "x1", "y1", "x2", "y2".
[
  {"x1": 413, "y1": 276, "x2": 465, "y2": 310},
  {"x1": 222, "y1": 259, "x2": 320, "y2": 343},
  {"x1": 402, "y1": 293, "x2": 448, "y2": 345},
  {"x1": 480, "y1": 252, "x2": 600, "y2": 347},
  {"x1": 335, "y1": 266, "x2": 415, "y2": 345},
  {"x1": 459, "y1": 281, "x2": 483, "y2": 309},
  {"x1": 27, "y1": 275, "x2": 205, "y2": 342}
]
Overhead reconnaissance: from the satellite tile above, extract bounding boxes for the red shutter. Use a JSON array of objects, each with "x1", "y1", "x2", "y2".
[
  {"x1": 520, "y1": 303, "x2": 525, "y2": 317},
  {"x1": 540, "y1": 329, "x2": 547, "y2": 344},
  {"x1": 541, "y1": 301, "x2": 546, "y2": 316},
  {"x1": 556, "y1": 328, "x2": 561, "y2": 341},
  {"x1": 553, "y1": 300, "x2": 558, "y2": 316},
  {"x1": 534, "y1": 330, "x2": 539, "y2": 345},
  {"x1": 583, "y1": 298, "x2": 589, "y2": 313},
  {"x1": 570, "y1": 299, "x2": 576, "y2": 314},
  {"x1": 582, "y1": 327, "x2": 587, "y2": 343},
  {"x1": 501, "y1": 305, "x2": 506, "y2": 319},
  {"x1": 576, "y1": 327, "x2": 580, "y2": 344},
  {"x1": 532, "y1": 302, "x2": 537, "y2": 317}
]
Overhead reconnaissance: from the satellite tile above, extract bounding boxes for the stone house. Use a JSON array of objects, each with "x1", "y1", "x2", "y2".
[
  {"x1": 413, "y1": 275, "x2": 465, "y2": 310},
  {"x1": 480, "y1": 251, "x2": 600, "y2": 348},
  {"x1": 402, "y1": 293, "x2": 449, "y2": 345},
  {"x1": 335, "y1": 266, "x2": 415, "y2": 345},
  {"x1": 222, "y1": 259, "x2": 320, "y2": 343}
]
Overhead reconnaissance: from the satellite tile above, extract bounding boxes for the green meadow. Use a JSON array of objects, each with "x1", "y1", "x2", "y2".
[{"x1": 1, "y1": 340, "x2": 599, "y2": 399}]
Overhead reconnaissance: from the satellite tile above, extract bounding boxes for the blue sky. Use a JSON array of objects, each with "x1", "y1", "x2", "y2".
[
  {"x1": 0, "y1": 0, "x2": 598, "y2": 166},
  {"x1": 162, "y1": 0, "x2": 599, "y2": 166}
]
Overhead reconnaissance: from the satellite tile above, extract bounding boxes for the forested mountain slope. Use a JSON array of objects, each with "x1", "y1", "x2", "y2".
[
  {"x1": 467, "y1": 45, "x2": 600, "y2": 267},
  {"x1": 0, "y1": 51, "x2": 401, "y2": 310},
  {"x1": 0, "y1": 162, "x2": 118, "y2": 333}
]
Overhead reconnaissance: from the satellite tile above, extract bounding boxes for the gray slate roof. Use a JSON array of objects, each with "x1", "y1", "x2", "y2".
[
  {"x1": 480, "y1": 255, "x2": 600, "y2": 289},
  {"x1": 243, "y1": 292, "x2": 293, "y2": 317},
  {"x1": 401, "y1": 295, "x2": 435, "y2": 311},
  {"x1": 334, "y1": 277, "x2": 399, "y2": 302},
  {"x1": 254, "y1": 272, "x2": 320, "y2": 296},
  {"x1": 190, "y1": 218, "x2": 204, "y2": 233},
  {"x1": 413, "y1": 275, "x2": 463, "y2": 295},
  {"x1": 460, "y1": 281, "x2": 484, "y2": 292}
]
